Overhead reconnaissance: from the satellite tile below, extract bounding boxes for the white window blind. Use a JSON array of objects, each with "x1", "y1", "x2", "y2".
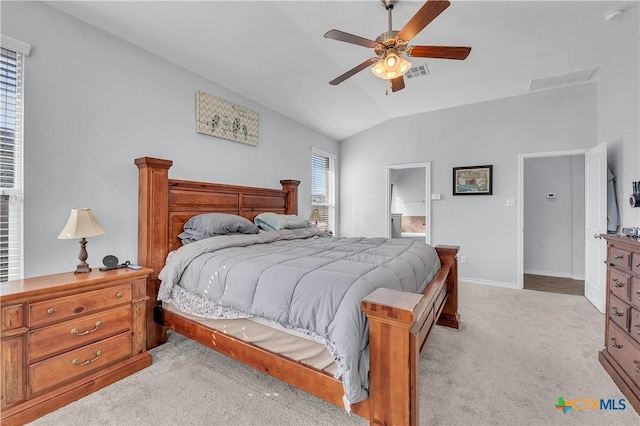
[
  {"x1": 1, "y1": 37, "x2": 30, "y2": 281},
  {"x1": 311, "y1": 149, "x2": 336, "y2": 233}
]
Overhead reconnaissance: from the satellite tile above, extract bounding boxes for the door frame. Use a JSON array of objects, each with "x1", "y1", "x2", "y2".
[
  {"x1": 517, "y1": 148, "x2": 588, "y2": 289},
  {"x1": 386, "y1": 162, "x2": 432, "y2": 244}
]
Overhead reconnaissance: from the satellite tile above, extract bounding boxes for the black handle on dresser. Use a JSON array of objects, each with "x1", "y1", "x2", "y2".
[
  {"x1": 611, "y1": 307, "x2": 625, "y2": 317},
  {"x1": 610, "y1": 337, "x2": 623, "y2": 349},
  {"x1": 612, "y1": 278, "x2": 624, "y2": 288}
]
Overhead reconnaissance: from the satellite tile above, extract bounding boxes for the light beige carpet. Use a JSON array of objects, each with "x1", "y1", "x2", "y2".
[{"x1": 31, "y1": 282, "x2": 639, "y2": 425}]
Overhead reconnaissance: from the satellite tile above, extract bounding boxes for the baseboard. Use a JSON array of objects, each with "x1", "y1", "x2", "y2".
[{"x1": 459, "y1": 277, "x2": 519, "y2": 289}]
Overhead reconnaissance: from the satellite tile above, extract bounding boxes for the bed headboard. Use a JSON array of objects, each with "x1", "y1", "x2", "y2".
[{"x1": 135, "y1": 157, "x2": 300, "y2": 281}]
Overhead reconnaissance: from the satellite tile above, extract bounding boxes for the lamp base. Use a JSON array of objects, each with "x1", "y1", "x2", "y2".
[
  {"x1": 74, "y1": 264, "x2": 92, "y2": 274},
  {"x1": 74, "y1": 237, "x2": 91, "y2": 274}
]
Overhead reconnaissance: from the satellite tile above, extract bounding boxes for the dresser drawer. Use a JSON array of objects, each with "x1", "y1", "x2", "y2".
[
  {"x1": 609, "y1": 269, "x2": 631, "y2": 301},
  {"x1": 632, "y1": 252, "x2": 640, "y2": 276},
  {"x1": 631, "y1": 308, "x2": 640, "y2": 346},
  {"x1": 28, "y1": 305, "x2": 131, "y2": 363},
  {"x1": 610, "y1": 295, "x2": 630, "y2": 332},
  {"x1": 607, "y1": 324, "x2": 640, "y2": 388},
  {"x1": 610, "y1": 246, "x2": 632, "y2": 270},
  {"x1": 29, "y1": 284, "x2": 131, "y2": 327},
  {"x1": 28, "y1": 332, "x2": 132, "y2": 396},
  {"x1": 631, "y1": 277, "x2": 640, "y2": 311}
]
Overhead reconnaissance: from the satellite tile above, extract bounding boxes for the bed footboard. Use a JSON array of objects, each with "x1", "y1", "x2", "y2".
[{"x1": 361, "y1": 245, "x2": 459, "y2": 426}]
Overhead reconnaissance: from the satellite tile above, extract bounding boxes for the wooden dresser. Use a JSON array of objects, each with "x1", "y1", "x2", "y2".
[
  {"x1": 0, "y1": 268, "x2": 153, "y2": 425},
  {"x1": 600, "y1": 235, "x2": 640, "y2": 413}
]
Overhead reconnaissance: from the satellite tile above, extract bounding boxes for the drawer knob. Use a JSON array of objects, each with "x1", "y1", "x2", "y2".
[
  {"x1": 612, "y1": 278, "x2": 624, "y2": 288},
  {"x1": 637, "y1": 290, "x2": 640, "y2": 299},
  {"x1": 611, "y1": 307, "x2": 624, "y2": 317},
  {"x1": 71, "y1": 321, "x2": 101, "y2": 336},
  {"x1": 47, "y1": 308, "x2": 55, "y2": 315},
  {"x1": 71, "y1": 350, "x2": 102, "y2": 366},
  {"x1": 634, "y1": 360, "x2": 640, "y2": 374},
  {"x1": 610, "y1": 337, "x2": 623, "y2": 349},
  {"x1": 116, "y1": 292, "x2": 123, "y2": 298},
  {"x1": 635, "y1": 323, "x2": 640, "y2": 335},
  {"x1": 614, "y1": 255, "x2": 624, "y2": 260}
]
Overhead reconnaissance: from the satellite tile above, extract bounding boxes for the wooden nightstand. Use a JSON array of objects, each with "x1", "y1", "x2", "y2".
[{"x1": 0, "y1": 267, "x2": 153, "y2": 425}]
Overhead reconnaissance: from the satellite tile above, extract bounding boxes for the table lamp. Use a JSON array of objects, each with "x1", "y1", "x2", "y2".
[
  {"x1": 58, "y1": 208, "x2": 105, "y2": 274},
  {"x1": 309, "y1": 209, "x2": 321, "y2": 228}
]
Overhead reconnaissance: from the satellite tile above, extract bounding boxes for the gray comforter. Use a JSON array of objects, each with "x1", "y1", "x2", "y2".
[{"x1": 157, "y1": 229, "x2": 440, "y2": 408}]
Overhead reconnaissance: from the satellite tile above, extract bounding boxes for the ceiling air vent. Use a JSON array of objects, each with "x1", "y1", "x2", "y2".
[
  {"x1": 405, "y1": 64, "x2": 430, "y2": 79},
  {"x1": 529, "y1": 67, "x2": 599, "y2": 91}
]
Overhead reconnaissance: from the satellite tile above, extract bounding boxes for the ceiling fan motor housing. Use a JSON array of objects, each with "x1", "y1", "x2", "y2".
[{"x1": 375, "y1": 31, "x2": 408, "y2": 56}]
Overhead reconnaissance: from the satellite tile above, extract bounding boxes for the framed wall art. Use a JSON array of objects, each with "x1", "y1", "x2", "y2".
[
  {"x1": 453, "y1": 165, "x2": 493, "y2": 195},
  {"x1": 196, "y1": 91, "x2": 259, "y2": 146}
]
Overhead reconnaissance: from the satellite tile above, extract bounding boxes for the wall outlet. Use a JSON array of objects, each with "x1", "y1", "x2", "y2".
[{"x1": 460, "y1": 255, "x2": 468, "y2": 264}]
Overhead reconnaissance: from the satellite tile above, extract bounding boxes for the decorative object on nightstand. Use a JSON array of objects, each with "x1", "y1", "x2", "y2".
[
  {"x1": 57, "y1": 208, "x2": 105, "y2": 274},
  {"x1": 309, "y1": 208, "x2": 320, "y2": 229}
]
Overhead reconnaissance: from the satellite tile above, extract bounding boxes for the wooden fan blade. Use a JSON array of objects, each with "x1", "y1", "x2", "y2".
[
  {"x1": 397, "y1": 0, "x2": 450, "y2": 42},
  {"x1": 329, "y1": 58, "x2": 378, "y2": 85},
  {"x1": 324, "y1": 29, "x2": 380, "y2": 49},
  {"x1": 407, "y1": 45, "x2": 471, "y2": 60},
  {"x1": 391, "y1": 76, "x2": 405, "y2": 92}
]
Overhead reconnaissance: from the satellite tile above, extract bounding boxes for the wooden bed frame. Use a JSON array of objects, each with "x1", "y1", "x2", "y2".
[{"x1": 136, "y1": 156, "x2": 460, "y2": 425}]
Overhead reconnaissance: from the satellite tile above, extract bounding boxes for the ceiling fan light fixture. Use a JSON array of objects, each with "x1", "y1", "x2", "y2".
[
  {"x1": 371, "y1": 54, "x2": 411, "y2": 80},
  {"x1": 385, "y1": 53, "x2": 398, "y2": 67}
]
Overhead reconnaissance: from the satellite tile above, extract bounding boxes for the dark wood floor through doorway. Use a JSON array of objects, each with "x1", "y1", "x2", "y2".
[{"x1": 524, "y1": 274, "x2": 584, "y2": 296}]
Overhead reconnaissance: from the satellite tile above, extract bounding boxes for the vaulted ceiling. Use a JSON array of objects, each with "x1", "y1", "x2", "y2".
[{"x1": 47, "y1": 1, "x2": 639, "y2": 140}]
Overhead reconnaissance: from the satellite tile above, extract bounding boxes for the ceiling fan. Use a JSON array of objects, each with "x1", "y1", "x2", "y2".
[{"x1": 324, "y1": 0, "x2": 471, "y2": 93}]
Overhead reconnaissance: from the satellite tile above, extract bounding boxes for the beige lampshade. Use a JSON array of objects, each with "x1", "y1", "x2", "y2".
[
  {"x1": 309, "y1": 208, "x2": 321, "y2": 223},
  {"x1": 58, "y1": 208, "x2": 106, "y2": 239}
]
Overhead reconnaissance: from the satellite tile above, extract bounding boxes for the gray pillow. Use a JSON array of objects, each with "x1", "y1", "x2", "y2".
[
  {"x1": 254, "y1": 212, "x2": 309, "y2": 231},
  {"x1": 183, "y1": 213, "x2": 259, "y2": 238}
]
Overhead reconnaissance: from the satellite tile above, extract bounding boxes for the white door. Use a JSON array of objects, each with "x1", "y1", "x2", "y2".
[{"x1": 584, "y1": 142, "x2": 607, "y2": 313}]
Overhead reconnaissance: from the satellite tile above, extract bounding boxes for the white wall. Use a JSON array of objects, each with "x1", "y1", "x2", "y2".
[
  {"x1": 523, "y1": 156, "x2": 584, "y2": 279},
  {"x1": 2, "y1": 1, "x2": 338, "y2": 278},
  {"x1": 598, "y1": 35, "x2": 640, "y2": 229},
  {"x1": 339, "y1": 84, "x2": 598, "y2": 286}
]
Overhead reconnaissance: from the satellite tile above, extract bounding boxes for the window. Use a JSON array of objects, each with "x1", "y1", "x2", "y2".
[
  {"x1": 1, "y1": 37, "x2": 30, "y2": 281},
  {"x1": 311, "y1": 148, "x2": 336, "y2": 233}
]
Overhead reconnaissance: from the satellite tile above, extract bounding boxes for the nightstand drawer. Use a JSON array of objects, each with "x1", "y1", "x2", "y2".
[
  {"x1": 28, "y1": 332, "x2": 131, "y2": 396},
  {"x1": 610, "y1": 295, "x2": 630, "y2": 331},
  {"x1": 609, "y1": 269, "x2": 631, "y2": 301},
  {"x1": 29, "y1": 284, "x2": 131, "y2": 327},
  {"x1": 607, "y1": 324, "x2": 640, "y2": 388},
  {"x1": 28, "y1": 305, "x2": 131, "y2": 363}
]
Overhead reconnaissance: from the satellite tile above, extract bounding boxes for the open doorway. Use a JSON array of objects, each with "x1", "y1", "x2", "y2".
[
  {"x1": 517, "y1": 149, "x2": 589, "y2": 291},
  {"x1": 386, "y1": 162, "x2": 431, "y2": 244},
  {"x1": 522, "y1": 154, "x2": 586, "y2": 295}
]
